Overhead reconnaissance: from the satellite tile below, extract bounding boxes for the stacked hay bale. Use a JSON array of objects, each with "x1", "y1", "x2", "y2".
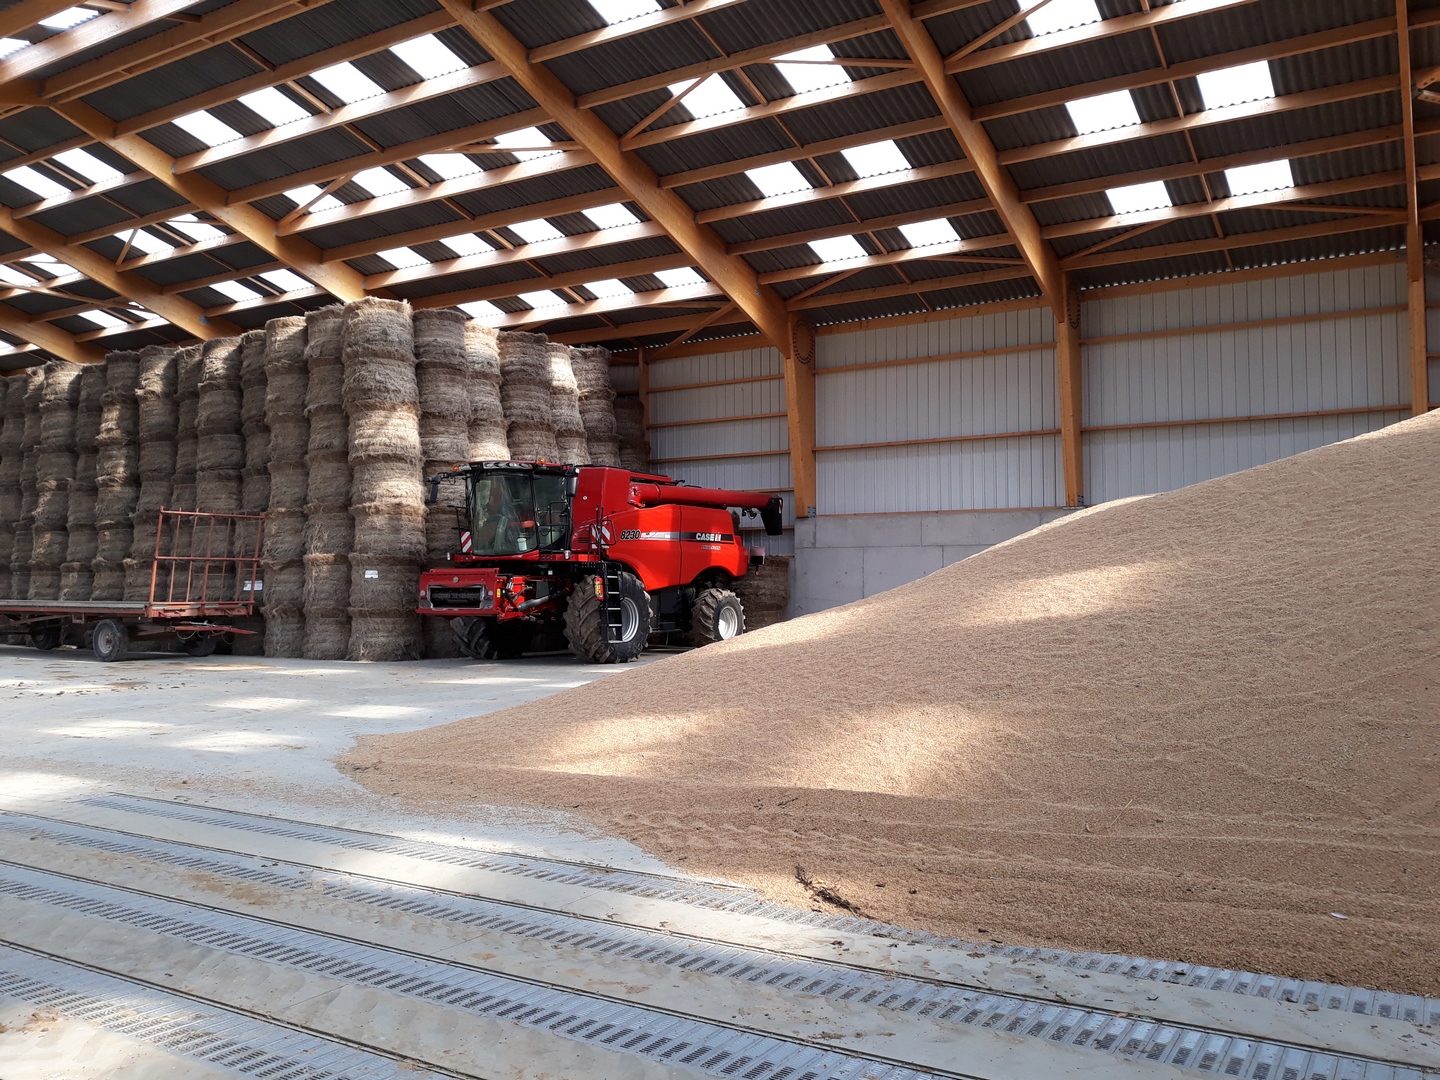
[
  {"x1": 28, "y1": 360, "x2": 82, "y2": 599},
  {"x1": 9, "y1": 367, "x2": 44, "y2": 598},
  {"x1": 233, "y1": 329, "x2": 269, "y2": 654},
  {"x1": 415, "y1": 309, "x2": 470, "y2": 658},
  {"x1": 731, "y1": 555, "x2": 791, "y2": 631},
  {"x1": 302, "y1": 306, "x2": 351, "y2": 660},
  {"x1": 0, "y1": 374, "x2": 20, "y2": 597},
  {"x1": 498, "y1": 331, "x2": 559, "y2": 462},
  {"x1": 187, "y1": 337, "x2": 243, "y2": 604},
  {"x1": 343, "y1": 297, "x2": 424, "y2": 662},
  {"x1": 615, "y1": 395, "x2": 650, "y2": 472},
  {"x1": 261, "y1": 316, "x2": 308, "y2": 657},
  {"x1": 464, "y1": 321, "x2": 507, "y2": 460},
  {"x1": 127, "y1": 345, "x2": 177, "y2": 602},
  {"x1": 170, "y1": 345, "x2": 201, "y2": 512},
  {"x1": 91, "y1": 352, "x2": 140, "y2": 601},
  {"x1": 548, "y1": 342, "x2": 589, "y2": 465},
  {"x1": 60, "y1": 366, "x2": 106, "y2": 601},
  {"x1": 572, "y1": 346, "x2": 620, "y2": 466}
]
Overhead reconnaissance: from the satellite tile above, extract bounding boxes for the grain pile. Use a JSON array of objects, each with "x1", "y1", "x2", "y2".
[
  {"x1": 60, "y1": 366, "x2": 105, "y2": 601},
  {"x1": 415, "y1": 308, "x2": 469, "y2": 659},
  {"x1": 0, "y1": 373, "x2": 21, "y2": 597},
  {"x1": 302, "y1": 305, "x2": 351, "y2": 660},
  {"x1": 548, "y1": 342, "x2": 589, "y2": 465},
  {"x1": 261, "y1": 316, "x2": 308, "y2": 657},
  {"x1": 614, "y1": 394, "x2": 649, "y2": 471},
  {"x1": 342, "y1": 297, "x2": 423, "y2": 661},
  {"x1": 26, "y1": 361, "x2": 81, "y2": 600},
  {"x1": 127, "y1": 345, "x2": 177, "y2": 602},
  {"x1": 91, "y1": 352, "x2": 140, "y2": 601},
  {"x1": 169, "y1": 345, "x2": 201, "y2": 512},
  {"x1": 348, "y1": 411, "x2": 1440, "y2": 996},
  {"x1": 499, "y1": 331, "x2": 559, "y2": 462},
  {"x1": 572, "y1": 345, "x2": 620, "y2": 466},
  {"x1": 464, "y1": 322, "x2": 507, "y2": 460}
]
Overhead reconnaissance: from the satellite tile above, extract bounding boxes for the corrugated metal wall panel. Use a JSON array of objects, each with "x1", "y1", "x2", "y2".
[
  {"x1": 817, "y1": 306, "x2": 1053, "y2": 369},
  {"x1": 647, "y1": 346, "x2": 782, "y2": 388},
  {"x1": 649, "y1": 377, "x2": 785, "y2": 424},
  {"x1": 819, "y1": 437, "x2": 1063, "y2": 514}
]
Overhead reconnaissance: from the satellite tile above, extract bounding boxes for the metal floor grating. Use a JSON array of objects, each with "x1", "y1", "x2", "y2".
[
  {"x1": 0, "y1": 943, "x2": 446, "y2": 1079},
  {"x1": 81, "y1": 792, "x2": 1440, "y2": 1030},
  {"x1": 1, "y1": 810, "x2": 1433, "y2": 1080},
  {"x1": 0, "y1": 861, "x2": 936, "y2": 1080}
]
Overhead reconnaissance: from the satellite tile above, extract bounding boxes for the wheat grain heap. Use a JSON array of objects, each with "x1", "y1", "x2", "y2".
[{"x1": 346, "y1": 411, "x2": 1440, "y2": 995}]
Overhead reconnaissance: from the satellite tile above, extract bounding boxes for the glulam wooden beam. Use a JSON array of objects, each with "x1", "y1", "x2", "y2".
[
  {"x1": 0, "y1": 304, "x2": 106, "y2": 364},
  {"x1": 1398, "y1": 0, "x2": 1431, "y2": 417}
]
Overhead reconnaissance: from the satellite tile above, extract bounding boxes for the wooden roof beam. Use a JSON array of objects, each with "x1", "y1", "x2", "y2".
[
  {"x1": 0, "y1": 303, "x2": 119, "y2": 364},
  {"x1": 530, "y1": 0, "x2": 744, "y2": 64},
  {"x1": 1398, "y1": 0, "x2": 1429, "y2": 418},
  {"x1": 408, "y1": 254, "x2": 693, "y2": 311},
  {"x1": 0, "y1": 0, "x2": 82, "y2": 38},
  {"x1": 0, "y1": 0, "x2": 202, "y2": 94}
]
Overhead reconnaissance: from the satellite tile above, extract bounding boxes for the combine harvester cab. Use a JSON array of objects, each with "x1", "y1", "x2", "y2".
[{"x1": 418, "y1": 460, "x2": 783, "y2": 664}]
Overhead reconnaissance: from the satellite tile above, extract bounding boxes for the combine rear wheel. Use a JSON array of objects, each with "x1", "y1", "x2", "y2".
[
  {"x1": 565, "y1": 571, "x2": 650, "y2": 664},
  {"x1": 687, "y1": 588, "x2": 745, "y2": 646}
]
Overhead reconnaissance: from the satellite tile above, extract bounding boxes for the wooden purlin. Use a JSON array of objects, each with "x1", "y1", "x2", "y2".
[
  {"x1": 0, "y1": 304, "x2": 109, "y2": 365},
  {"x1": 438, "y1": 0, "x2": 818, "y2": 518}
]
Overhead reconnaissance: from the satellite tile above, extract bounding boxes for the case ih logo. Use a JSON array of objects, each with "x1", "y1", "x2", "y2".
[{"x1": 597, "y1": 520, "x2": 616, "y2": 546}]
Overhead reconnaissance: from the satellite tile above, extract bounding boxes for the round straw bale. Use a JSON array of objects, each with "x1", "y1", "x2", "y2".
[
  {"x1": 96, "y1": 398, "x2": 139, "y2": 447},
  {"x1": 303, "y1": 504, "x2": 353, "y2": 555},
  {"x1": 27, "y1": 567, "x2": 60, "y2": 600},
  {"x1": 122, "y1": 558, "x2": 154, "y2": 601},
  {"x1": 38, "y1": 406, "x2": 76, "y2": 451},
  {"x1": 77, "y1": 364, "x2": 106, "y2": 410},
  {"x1": 304, "y1": 305, "x2": 343, "y2": 366},
  {"x1": 470, "y1": 383, "x2": 504, "y2": 424},
  {"x1": 244, "y1": 427, "x2": 270, "y2": 471},
  {"x1": 348, "y1": 403, "x2": 422, "y2": 464},
  {"x1": 420, "y1": 415, "x2": 469, "y2": 463},
  {"x1": 177, "y1": 396, "x2": 198, "y2": 435},
  {"x1": 196, "y1": 390, "x2": 242, "y2": 436},
  {"x1": 95, "y1": 524, "x2": 133, "y2": 562},
  {"x1": 138, "y1": 397, "x2": 177, "y2": 442},
  {"x1": 36, "y1": 449, "x2": 76, "y2": 481},
  {"x1": 351, "y1": 457, "x2": 422, "y2": 504},
  {"x1": 303, "y1": 552, "x2": 349, "y2": 610},
  {"x1": 586, "y1": 435, "x2": 621, "y2": 467},
  {"x1": 343, "y1": 355, "x2": 419, "y2": 411},
  {"x1": 89, "y1": 559, "x2": 124, "y2": 601},
  {"x1": 169, "y1": 481, "x2": 196, "y2": 512},
  {"x1": 351, "y1": 501, "x2": 425, "y2": 560},
  {"x1": 241, "y1": 468, "x2": 269, "y2": 513},
  {"x1": 9, "y1": 568, "x2": 31, "y2": 601},
  {"x1": 305, "y1": 360, "x2": 344, "y2": 414},
  {"x1": 104, "y1": 350, "x2": 140, "y2": 394},
  {"x1": 571, "y1": 345, "x2": 614, "y2": 398},
  {"x1": 348, "y1": 554, "x2": 419, "y2": 611},
  {"x1": 59, "y1": 563, "x2": 93, "y2": 601},
  {"x1": 267, "y1": 415, "x2": 309, "y2": 463},
  {"x1": 74, "y1": 403, "x2": 102, "y2": 453},
  {"x1": 267, "y1": 459, "x2": 308, "y2": 511},
  {"x1": 94, "y1": 485, "x2": 138, "y2": 527},
  {"x1": 425, "y1": 503, "x2": 461, "y2": 562},
  {"x1": 67, "y1": 488, "x2": 96, "y2": 528},
  {"x1": 464, "y1": 319, "x2": 500, "y2": 384},
  {"x1": 418, "y1": 363, "x2": 469, "y2": 419},
  {"x1": 32, "y1": 487, "x2": 68, "y2": 528},
  {"x1": 31, "y1": 528, "x2": 67, "y2": 565},
  {"x1": 414, "y1": 308, "x2": 466, "y2": 368},
  {"x1": 498, "y1": 331, "x2": 550, "y2": 384},
  {"x1": 174, "y1": 437, "x2": 197, "y2": 477},
  {"x1": 65, "y1": 524, "x2": 97, "y2": 564},
  {"x1": 175, "y1": 344, "x2": 202, "y2": 401},
  {"x1": 305, "y1": 406, "x2": 347, "y2": 454},
  {"x1": 195, "y1": 469, "x2": 241, "y2": 513},
  {"x1": 579, "y1": 396, "x2": 617, "y2": 432},
  {"x1": 547, "y1": 342, "x2": 578, "y2": 392},
  {"x1": 239, "y1": 329, "x2": 266, "y2": 388},
  {"x1": 423, "y1": 616, "x2": 462, "y2": 659},
  {"x1": 196, "y1": 434, "x2": 244, "y2": 472},
  {"x1": 40, "y1": 360, "x2": 81, "y2": 412},
  {"x1": 506, "y1": 424, "x2": 560, "y2": 463},
  {"x1": 136, "y1": 344, "x2": 177, "y2": 399},
  {"x1": 241, "y1": 385, "x2": 266, "y2": 430},
  {"x1": 139, "y1": 440, "x2": 176, "y2": 478},
  {"x1": 265, "y1": 315, "x2": 308, "y2": 373},
  {"x1": 345, "y1": 610, "x2": 422, "y2": 662},
  {"x1": 263, "y1": 605, "x2": 305, "y2": 658},
  {"x1": 553, "y1": 394, "x2": 585, "y2": 437},
  {"x1": 0, "y1": 489, "x2": 18, "y2": 527},
  {"x1": 234, "y1": 516, "x2": 261, "y2": 562},
  {"x1": 502, "y1": 378, "x2": 552, "y2": 420},
  {"x1": 302, "y1": 609, "x2": 349, "y2": 660},
  {"x1": 342, "y1": 296, "x2": 414, "y2": 368},
  {"x1": 262, "y1": 558, "x2": 304, "y2": 607},
  {"x1": 262, "y1": 507, "x2": 305, "y2": 561},
  {"x1": 613, "y1": 395, "x2": 645, "y2": 440},
  {"x1": 266, "y1": 368, "x2": 308, "y2": 424},
  {"x1": 199, "y1": 336, "x2": 241, "y2": 390},
  {"x1": 619, "y1": 446, "x2": 650, "y2": 471},
  {"x1": 468, "y1": 420, "x2": 509, "y2": 462},
  {"x1": 136, "y1": 477, "x2": 172, "y2": 516},
  {"x1": 306, "y1": 449, "x2": 351, "y2": 506},
  {"x1": 557, "y1": 432, "x2": 590, "y2": 465}
]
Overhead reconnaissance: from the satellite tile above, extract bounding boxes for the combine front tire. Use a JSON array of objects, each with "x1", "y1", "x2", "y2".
[
  {"x1": 565, "y1": 571, "x2": 650, "y2": 664},
  {"x1": 687, "y1": 588, "x2": 745, "y2": 646},
  {"x1": 454, "y1": 617, "x2": 530, "y2": 660}
]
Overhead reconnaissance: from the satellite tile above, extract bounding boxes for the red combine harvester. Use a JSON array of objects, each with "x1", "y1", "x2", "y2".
[{"x1": 418, "y1": 461, "x2": 783, "y2": 663}]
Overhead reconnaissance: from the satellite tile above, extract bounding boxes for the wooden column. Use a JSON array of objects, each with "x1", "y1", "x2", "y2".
[
  {"x1": 636, "y1": 346, "x2": 650, "y2": 434},
  {"x1": 1057, "y1": 276, "x2": 1084, "y2": 506},
  {"x1": 784, "y1": 316, "x2": 818, "y2": 518},
  {"x1": 1399, "y1": 0, "x2": 1431, "y2": 416}
]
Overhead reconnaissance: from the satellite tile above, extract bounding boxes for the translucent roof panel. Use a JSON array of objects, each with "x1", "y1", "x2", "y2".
[
  {"x1": 419, "y1": 153, "x2": 481, "y2": 180},
  {"x1": 897, "y1": 219, "x2": 960, "y2": 248},
  {"x1": 259, "y1": 269, "x2": 310, "y2": 292},
  {"x1": 809, "y1": 235, "x2": 868, "y2": 263},
  {"x1": 1066, "y1": 90, "x2": 1139, "y2": 135},
  {"x1": 211, "y1": 281, "x2": 261, "y2": 303},
  {"x1": 656, "y1": 267, "x2": 705, "y2": 288},
  {"x1": 390, "y1": 35, "x2": 467, "y2": 80},
  {"x1": 671, "y1": 74, "x2": 745, "y2": 119},
  {"x1": 284, "y1": 184, "x2": 343, "y2": 213},
  {"x1": 310, "y1": 62, "x2": 385, "y2": 103},
  {"x1": 239, "y1": 87, "x2": 310, "y2": 127},
  {"x1": 351, "y1": 167, "x2": 409, "y2": 197},
  {"x1": 1026, "y1": 0, "x2": 1101, "y2": 37},
  {"x1": 1107, "y1": 180, "x2": 1173, "y2": 214},
  {"x1": 775, "y1": 44, "x2": 848, "y2": 95},
  {"x1": 378, "y1": 247, "x2": 430, "y2": 269},
  {"x1": 746, "y1": 162, "x2": 811, "y2": 197},
  {"x1": 4, "y1": 166, "x2": 68, "y2": 200},
  {"x1": 1197, "y1": 61, "x2": 1275, "y2": 111},
  {"x1": 172, "y1": 110, "x2": 243, "y2": 147},
  {"x1": 1226, "y1": 159, "x2": 1293, "y2": 197},
  {"x1": 585, "y1": 278, "x2": 634, "y2": 298},
  {"x1": 509, "y1": 218, "x2": 565, "y2": 244},
  {"x1": 589, "y1": 0, "x2": 660, "y2": 23},
  {"x1": 585, "y1": 202, "x2": 640, "y2": 229},
  {"x1": 441, "y1": 233, "x2": 493, "y2": 257},
  {"x1": 841, "y1": 140, "x2": 911, "y2": 178},
  {"x1": 52, "y1": 148, "x2": 122, "y2": 184}
]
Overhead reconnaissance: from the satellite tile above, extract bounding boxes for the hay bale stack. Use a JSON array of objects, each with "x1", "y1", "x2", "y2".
[
  {"x1": 89, "y1": 351, "x2": 141, "y2": 601},
  {"x1": 344, "y1": 297, "x2": 423, "y2": 661},
  {"x1": 499, "y1": 331, "x2": 558, "y2": 462},
  {"x1": 195, "y1": 336, "x2": 242, "y2": 513},
  {"x1": 573, "y1": 345, "x2": 621, "y2": 466},
  {"x1": 28, "y1": 361, "x2": 82, "y2": 599},
  {"x1": 261, "y1": 315, "x2": 308, "y2": 658},
  {"x1": 415, "y1": 309, "x2": 468, "y2": 655},
  {"x1": 9, "y1": 367, "x2": 46, "y2": 597},
  {"x1": 300, "y1": 304, "x2": 351, "y2": 660},
  {"x1": 732, "y1": 555, "x2": 791, "y2": 630},
  {"x1": 60, "y1": 366, "x2": 106, "y2": 600},
  {"x1": 126, "y1": 345, "x2": 179, "y2": 601},
  {"x1": 464, "y1": 321, "x2": 508, "y2": 460},
  {"x1": 614, "y1": 395, "x2": 650, "y2": 472},
  {"x1": 0, "y1": 371, "x2": 30, "y2": 596},
  {"x1": 240, "y1": 329, "x2": 269, "y2": 513},
  {"x1": 168, "y1": 345, "x2": 201, "y2": 512},
  {"x1": 547, "y1": 342, "x2": 589, "y2": 465}
]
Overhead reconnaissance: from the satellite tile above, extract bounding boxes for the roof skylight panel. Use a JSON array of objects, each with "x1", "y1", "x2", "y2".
[
  {"x1": 1065, "y1": 90, "x2": 1140, "y2": 135},
  {"x1": 378, "y1": 247, "x2": 430, "y2": 269},
  {"x1": 656, "y1": 267, "x2": 705, "y2": 287},
  {"x1": 239, "y1": 87, "x2": 310, "y2": 127},
  {"x1": 1025, "y1": 0, "x2": 1101, "y2": 37},
  {"x1": 351, "y1": 167, "x2": 409, "y2": 197},
  {"x1": 173, "y1": 110, "x2": 243, "y2": 147},
  {"x1": 1225, "y1": 159, "x2": 1293, "y2": 197},
  {"x1": 519, "y1": 289, "x2": 567, "y2": 309},
  {"x1": 390, "y1": 35, "x2": 467, "y2": 79},
  {"x1": 584, "y1": 202, "x2": 640, "y2": 229},
  {"x1": 23, "y1": 253, "x2": 72, "y2": 275},
  {"x1": 897, "y1": 218, "x2": 960, "y2": 248},
  {"x1": 746, "y1": 162, "x2": 812, "y2": 198},
  {"x1": 584, "y1": 278, "x2": 634, "y2": 298},
  {"x1": 841, "y1": 140, "x2": 911, "y2": 178},
  {"x1": 283, "y1": 184, "x2": 343, "y2": 212},
  {"x1": 775, "y1": 44, "x2": 849, "y2": 95},
  {"x1": 211, "y1": 280, "x2": 262, "y2": 303},
  {"x1": 669, "y1": 74, "x2": 745, "y2": 119},
  {"x1": 115, "y1": 228, "x2": 172, "y2": 256},
  {"x1": 259, "y1": 269, "x2": 310, "y2": 292},
  {"x1": 52, "y1": 148, "x2": 121, "y2": 184},
  {"x1": 588, "y1": 0, "x2": 660, "y2": 23},
  {"x1": 78, "y1": 309, "x2": 127, "y2": 329},
  {"x1": 167, "y1": 215, "x2": 225, "y2": 243},
  {"x1": 459, "y1": 300, "x2": 506, "y2": 321},
  {"x1": 1106, "y1": 180, "x2": 1172, "y2": 215},
  {"x1": 310, "y1": 62, "x2": 385, "y2": 104},
  {"x1": 440, "y1": 232, "x2": 493, "y2": 257},
  {"x1": 0, "y1": 38, "x2": 26, "y2": 59},
  {"x1": 3, "y1": 165, "x2": 69, "y2": 200},
  {"x1": 39, "y1": 7, "x2": 98, "y2": 29},
  {"x1": 0, "y1": 264, "x2": 36, "y2": 287},
  {"x1": 1197, "y1": 61, "x2": 1275, "y2": 111},
  {"x1": 808, "y1": 235, "x2": 868, "y2": 263},
  {"x1": 418, "y1": 153, "x2": 481, "y2": 180},
  {"x1": 492, "y1": 127, "x2": 560, "y2": 161},
  {"x1": 508, "y1": 218, "x2": 565, "y2": 244}
]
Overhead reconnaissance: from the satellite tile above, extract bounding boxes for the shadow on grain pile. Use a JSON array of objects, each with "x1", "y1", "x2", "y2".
[{"x1": 342, "y1": 411, "x2": 1440, "y2": 995}]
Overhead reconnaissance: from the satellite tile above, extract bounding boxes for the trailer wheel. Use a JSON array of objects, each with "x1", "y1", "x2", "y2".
[
  {"x1": 183, "y1": 635, "x2": 218, "y2": 657},
  {"x1": 687, "y1": 588, "x2": 745, "y2": 646},
  {"x1": 26, "y1": 624, "x2": 62, "y2": 651},
  {"x1": 92, "y1": 619, "x2": 128, "y2": 663},
  {"x1": 565, "y1": 572, "x2": 650, "y2": 664}
]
